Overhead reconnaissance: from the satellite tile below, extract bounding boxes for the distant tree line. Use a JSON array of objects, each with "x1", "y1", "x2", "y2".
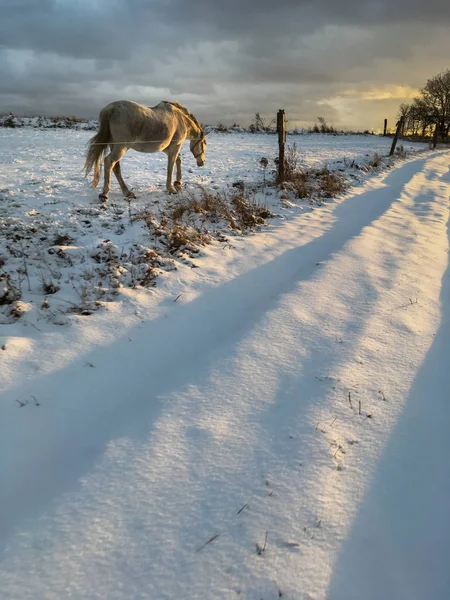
[{"x1": 398, "y1": 69, "x2": 450, "y2": 138}]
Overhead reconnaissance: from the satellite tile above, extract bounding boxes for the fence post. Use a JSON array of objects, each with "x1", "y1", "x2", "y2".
[
  {"x1": 277, "y1": 109, "x2": 286, "y2": 184},
  {"x1": 383, "y1": 119, "x2": 388, "y2": 136},
  {"x1": 389, "y1": 116, "x2": 404, "y2": 156}
]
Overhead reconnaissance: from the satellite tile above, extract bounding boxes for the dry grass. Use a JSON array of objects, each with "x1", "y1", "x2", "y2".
[
  {"x1": 282, "y1": 145, "x2": 348, "y2": 200},
  {"x1": 0, "y1": 271, "x2": 23, "y2": 321},
  {"x1": 395, "y1": 144, "x2": 407, "y2": 158},
  {"x1": 230, "y1": 192, "x2": 272, "y2": 228},
  {"x1": 41, "y1": 276, "x2": 60, "y2": 295},
  {"x1": 366, "y1": 152, "x2": 382, "y2": 169},
  {"x1": 317, "y1": 166, "x2": 347, "y2": 197},
  {"x1": 166, "y1": 185, "x2": 234, "y2": 225},
  {"x1": 136, "y1": 184, "x2": 272, "y2": 257},
  {"x1": 0, "y1": 271, "x2": 21, "y2": 305},
  {"x1": 162, "y1": 223, "x2": 210, "y2": 254},
  {"x1": 284, "y1": 144, "x2": 301, "y2": 180},
  {"x1": 164, "y1": 184, "x2": 271, "y2": 233},
  {"x1": 135, "y1": 211, "x2": 209, "y2": 255},
  {"x1": 291, "y1": 170, "x2": 314, "y2": 199},
  {"x1": 282, "y1": 145, "x2": 313, "y2": 198},
  {"x1": 53, "y1": 232, "x2": 74, "y2": 246}
]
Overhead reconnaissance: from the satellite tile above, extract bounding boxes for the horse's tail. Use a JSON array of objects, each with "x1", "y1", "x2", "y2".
[{"x1": 84, "y1": 109, "x2": 111, "y2": 188}]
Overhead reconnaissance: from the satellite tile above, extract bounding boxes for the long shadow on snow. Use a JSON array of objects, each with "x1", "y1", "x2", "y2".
[
  {"x1": 326, "y1": 171, "x2": 450, "y2": 600},
  {"x1": 0, "y1": 157, "x2": 428, "y2": 552}
]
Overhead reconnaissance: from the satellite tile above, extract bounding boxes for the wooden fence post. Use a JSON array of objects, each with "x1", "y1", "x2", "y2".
[
  {"x1": 277, "y1": 109, "x2": 286, "y2": 184},
  {"x1": 389, "y1": 116, "x2": 404, "y2": 156},
  {"x1": 383, "y1": 119, "x2": 388, "y2": 136}
]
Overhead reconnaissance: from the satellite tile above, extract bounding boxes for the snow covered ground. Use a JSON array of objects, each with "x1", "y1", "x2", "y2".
[
  {"x1": 0, "y1": 129, "x2": 426, "y2": 334},
  {"x1": 0, "y1": 129, "x2": 449, "y2": 599}
]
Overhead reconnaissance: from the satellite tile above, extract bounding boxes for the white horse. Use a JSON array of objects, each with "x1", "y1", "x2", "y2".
[{"x1": 84, "y1": 100, "x2": 207, "y2": 200}]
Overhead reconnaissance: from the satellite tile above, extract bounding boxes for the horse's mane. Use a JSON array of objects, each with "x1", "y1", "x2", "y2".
[{"x1": 162, "y1": 101, "x2": 204, "y2": 135}]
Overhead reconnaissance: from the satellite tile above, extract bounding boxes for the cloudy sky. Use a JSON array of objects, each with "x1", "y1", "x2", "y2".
[{"x1": 1, "y1": 0, "x2": 449, "y2": 130}]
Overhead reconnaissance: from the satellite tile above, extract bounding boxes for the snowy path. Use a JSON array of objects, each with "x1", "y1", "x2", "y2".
[
  {"x1": 1, "y1": 151, "x2": 449, "y2": 599},
  {"x1": 328, "y1": 161, "x2": 450, "y2": 599}
]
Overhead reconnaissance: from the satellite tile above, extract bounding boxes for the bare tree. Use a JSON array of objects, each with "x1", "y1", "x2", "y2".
[
  {"x1": 396, "y1": 70, "x2": 450, "y2": 140},
  {"x1": 397, "y1": 103, "x2": 411, "y2": 135},
  {"x1": 421, "y1": 70, "x2": 450, "y2": 138},
  {"x1": 412, "y1": 97, "x2": 435, "y2": 136}
]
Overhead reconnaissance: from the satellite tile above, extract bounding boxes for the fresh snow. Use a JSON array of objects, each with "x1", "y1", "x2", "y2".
[
  {"x1": 0, "y1": 129, "x2": 427, "y2": 334},
  {"x1": 0, "y1": 128, "x2": 449, "y2": 600}
]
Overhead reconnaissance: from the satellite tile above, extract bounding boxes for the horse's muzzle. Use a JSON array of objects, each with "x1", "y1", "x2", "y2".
[{"x1": 197, "y1": 158, "x2": 205, "y2": 167}]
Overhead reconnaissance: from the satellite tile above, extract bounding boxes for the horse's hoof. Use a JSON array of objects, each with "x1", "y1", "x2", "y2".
[
  {"x1": 125, "y1": 192, "x2": 136, "y2": 200},
  {"x1": 99, "y1": 193, "x2": 108, "y2": 201},
  {"x1": 167, "y1": 187, "x2": 177, "y2": 195},
  {"x1": 174, "y1": 181, "x2": 182, "y2": 190}
]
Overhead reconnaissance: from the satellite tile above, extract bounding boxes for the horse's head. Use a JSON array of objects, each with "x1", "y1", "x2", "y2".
[{"x1": 190, "y1": 134, "x2": 207, "y2": 167}]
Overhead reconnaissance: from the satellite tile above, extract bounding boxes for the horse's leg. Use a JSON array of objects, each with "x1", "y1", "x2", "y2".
[
  {"x1": 99, "y1": 153, "x2": 113, "y2": 201},
  {"x1": 174, "y1": 155, "x2": 182, "y2": 191},
  {"x1": 99, "y1": 146, "x2": 128, "y2": 201},
  {"x1": 113, "y1": 161, "x2": 136, "y2": 199},
  {"x1": 165, "y1": 147, "x2": 181, "y2": 193}
]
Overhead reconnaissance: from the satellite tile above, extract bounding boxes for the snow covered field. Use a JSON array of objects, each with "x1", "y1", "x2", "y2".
[
  {"x1": 1, "y1": 129, "x2": 449, "y2": 599},
  {"x1": 0, "y1": 129, "x2": 426, "y2": 333}
]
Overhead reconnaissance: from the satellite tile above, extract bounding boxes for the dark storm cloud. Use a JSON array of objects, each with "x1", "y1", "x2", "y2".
[
  {"x1": 0, "y1": 0, "x2": 449, "y2": 128},
  {"x1": 2, "y1": 0, "x2": 449, "y2": 62},
  {"x1": 155, "y1": 0, "x2": 450, "y2": 33}
]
